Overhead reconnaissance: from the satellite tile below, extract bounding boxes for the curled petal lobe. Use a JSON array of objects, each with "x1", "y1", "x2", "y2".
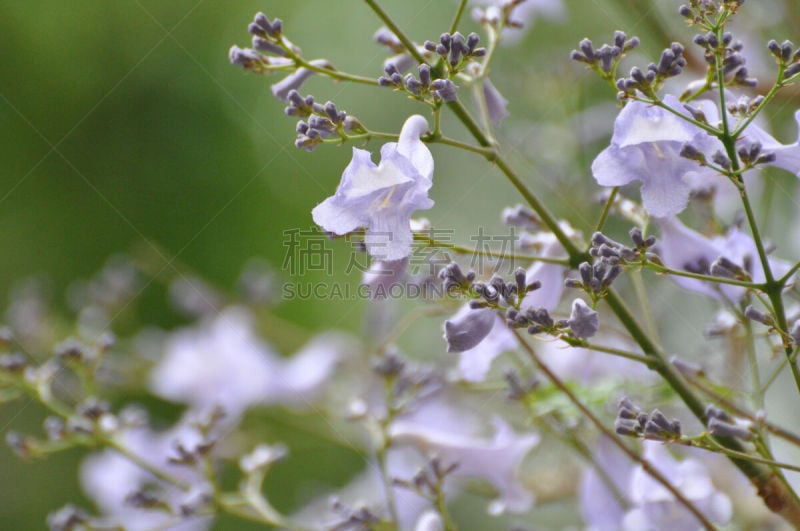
[
  {"x1": 568, "y1": 298, "x2": 599, "y2": 338},
  {"x1": 444, "y1": 306, "x2": 496, "y2": 353}
]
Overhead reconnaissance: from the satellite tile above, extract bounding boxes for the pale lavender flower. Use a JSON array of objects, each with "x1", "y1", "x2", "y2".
[
  {"x1": 390, "y1": 416, "x2": 539, "y2": 515},
  {"x1": 591, "y1": 95, "x2": 722, "y2": 217},
  {"x1": 580, "y1": 439, "x2": 733, "y2": 531},
  {"x1": 657, "y1": 216, "x2": 791, "y2": 301},
  {"x1": 443, "y1": 306, "x2": 497, "y2": 353},
  {"x1": 624, "y1": 442, "x2": 732, "y2": 530},
  {"x1": 312, "y1": 115, "x2": 434, "y2": 261},
  {"x1": 149, "y1": 307, "x2": 345, "y2": 417},
  {"x1": 149, "y1": 307, "x2": 276, "y2": 417}
]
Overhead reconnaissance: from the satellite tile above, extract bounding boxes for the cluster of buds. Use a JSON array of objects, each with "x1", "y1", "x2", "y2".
[
  {"x1": 570, "y1": 31, "x2": 640, "y2": 77},
  {"x1": 616, "y1": 43, "x2": 687, "y2": 97},
  {"x1": 471, "y1": 268, "x2": 541, "y2": 310},
  {"x1": 679, "y1": 0, "x2": 745, "y2": 24},
  {"x1": 693, "y1": 30, "x2": 755, "y2": 87},
  {"x1": 439, "y1": 262, "x2": 476, "y2": 294},
  {"x1": 229, "y1": 13, "x2": 292, "y2": 74},
  {"x1": 286, "y1": 91, "x2": 365, "y2": 151},
  {"x1": 726, "y1": 94, "x2": 765, "y2": 117},
  {"x1": 424, "y1": 32, "x2": 485, "y2": 70},
  {"x1": 380, "y1": 62, "x2": 459, "y2": 103},
  {"x1": 768, "y1": 39, "x2": 800, "y2": 81},
  {"x1": 615, "y1": 397, "x2": 682, "y2": 441},
  {"x1": 506, "y1": 306, "x2": 557, "y2": 336}
]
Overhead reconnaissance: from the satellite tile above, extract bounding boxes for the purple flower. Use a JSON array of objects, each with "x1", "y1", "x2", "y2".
[
  {"x1": 591, "y1": 95, "x2": 722, "y2": 217},
  {"x1": 444, "y1": 306, "x2": 497, "y2": 353},
  {"x1": 149, "y1": 307, "x2": 346, "y2": 417},
  {"x1": 312, "y1": 115, "x2": 434, "y2": 261},
  {"x1": 657, "y1": 216, "x2": 791, "y2": 301},
  {"x1": 580, "y1": 439, "x2": 733, "y2": 530},
  {"x1": 568, "y1": 298, "x2": 599, "y2": 338},
  {"x1": 391, "y1": 416, "x2": 539, "y2": 514}
]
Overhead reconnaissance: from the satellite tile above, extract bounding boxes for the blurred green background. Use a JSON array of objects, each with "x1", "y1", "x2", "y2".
[{"x1": 2, "y1": 0, "x2": 800, "y2": 528}]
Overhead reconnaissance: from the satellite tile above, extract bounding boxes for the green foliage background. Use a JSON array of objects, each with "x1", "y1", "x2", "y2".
[{"x1": 2, "y1": 0, "x2": 799, "y2": 528}]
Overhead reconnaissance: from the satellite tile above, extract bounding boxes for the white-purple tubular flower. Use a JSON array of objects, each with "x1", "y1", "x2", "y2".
[
  {"x1": 568, "y1": 298, "x2": 599, "y2": 338},
  {"x1": 736, "y1": 109, "x2": 800, "y2": 176},
  {"x1": 271, "y1": 59, "x2": 330, "y2": 101},
  {"x1": 657, "y1": 216, "x2": 791, "y2": 301},
  {"x1": 148, "y1": 307, "x2": 345, "y2": 417},
  {"x1": 624, "y1": 442, "x2": 733, "y2": 530},
  {"x1": 390, "y1": 416, "x2": 539, "y2": 515},
  {"x1": 591, "y1": 95, "x2": 722, "y2": 217},
  {"x1": 580, "y1": 438, "x2": 732, "y2": 531},
  {"x1": 312, "y1": 115, "x2": 434, "y2": 261}
]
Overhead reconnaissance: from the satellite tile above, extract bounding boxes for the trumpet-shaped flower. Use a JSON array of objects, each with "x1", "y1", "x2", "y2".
[
  {"x1": 312, "y1": 115, "x2": 434, "y2": 261},
  {"x1": 391, "y1": 416, "x2": 539, "y2": 514},
  {"x1": 591, "y1": 95, "x2": 721, "y2": 218},
  {"x1": 656, "y1": 216, "x2": 791, "y2": 301},
  {"x1": 580, "y1": 439, "x2": 733, "y2": 531}
]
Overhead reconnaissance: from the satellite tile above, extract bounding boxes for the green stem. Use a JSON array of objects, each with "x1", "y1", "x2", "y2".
[
  {"x1": 643, "y1": 261, "x2": 763, "y2": 289},
  {"x1": 363, "y1": 0, "x2": 427, "y2": 65},
  {"x1": 703, "y1": 436, "x2": 800, "y2": 474},
  {"x1": 593, "y1": 187, "x2": 618, "y2": 234},
  {"x1": 449, "y1": 0, "x2": 468, "y2": 35},
  {"x1": 360, "y1": 1, "x2": 800, "y2": 523}
]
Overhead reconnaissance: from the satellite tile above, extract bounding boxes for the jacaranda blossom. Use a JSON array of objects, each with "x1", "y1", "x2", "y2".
[
  {"x1": 312, "y1": 115, "x2": 434, "y2": 261},
  {"x1": 391, "y1": 416, "x2": 539, "y2": 515},
  {"x1": 580, "y1": 438, "x2": 733, "y2": 531},
  {"x1": 657, "y1": 216, "x2": 791, "y2": 301},
  {"x1": 591, "y1": 95, "x2": 721, "y2": 218}
]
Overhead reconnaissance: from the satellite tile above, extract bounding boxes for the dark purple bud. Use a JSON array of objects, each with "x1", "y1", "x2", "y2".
[
  {"x1": 579, "y1": 38, "x2": 595, "y2": 61},
  {"x1": 252, "y1": 36, "x2": 285, "y2": 56},
  {"x1": 744, "y1": 305, "x2": 773, "y2": 326},
  {"x1": 708, "y1": 417, "x2": 752, "y2": 440},
  {"x1": 418, "y1": 64, "x2": 431, "y2": 86},
  {"x1": 614, "y1": 31, "x2": 626, "y2": 49},
  {"x1": 467, "y1": 33, "x2": 480, "y2": 53},
  {"x1": 431, "y1": 79, "x2": 459, "y2": 102}
]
